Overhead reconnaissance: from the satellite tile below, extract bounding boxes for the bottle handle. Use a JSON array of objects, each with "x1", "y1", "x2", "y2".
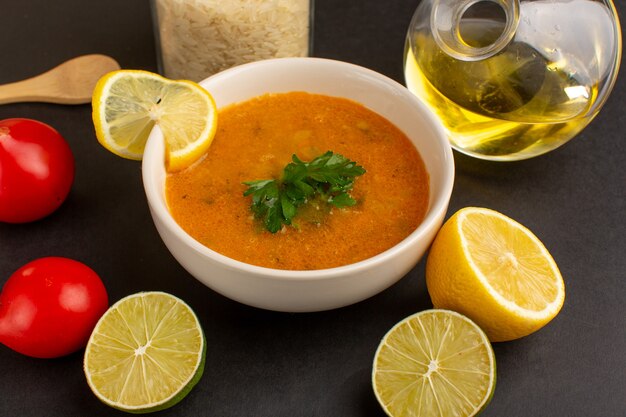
[{"x1": 431, "y1": 0, "x2": 520, "y2": 61}]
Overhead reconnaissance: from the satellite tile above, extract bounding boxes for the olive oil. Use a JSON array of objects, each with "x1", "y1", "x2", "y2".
[{"x1": 404, "y1": 20, "x2": 599, "y2": 160}]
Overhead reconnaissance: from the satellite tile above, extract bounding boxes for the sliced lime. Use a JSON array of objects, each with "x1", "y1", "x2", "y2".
[
  {"x1": 84, "y1": 292, "x2": 205, "y2": 413},
  {"x1": 372, "y1": 309, "x2": 496, "y2": 417}
]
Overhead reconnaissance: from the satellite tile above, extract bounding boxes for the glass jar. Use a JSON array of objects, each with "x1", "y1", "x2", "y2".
[
  {"x1": 404, "y1": 0, "x2": 622, "y2": 161},
  {"x1": 151, "y1": 0, "x2": 314, "y2": 81}
]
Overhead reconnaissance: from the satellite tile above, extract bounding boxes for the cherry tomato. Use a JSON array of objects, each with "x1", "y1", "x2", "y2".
[
  {"x1": 0, "y1": 257, "x2": 108, "y2": 358},
  {"x1": 0, "y1": 118, "x2": 75, "y2": 223}
]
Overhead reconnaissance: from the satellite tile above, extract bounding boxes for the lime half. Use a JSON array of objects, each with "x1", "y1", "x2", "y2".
[
  {"x1": 84, "y1": 292, "x2": 205, "y2": 414},
  {"x1": 372, "y1": 309, "x2": 496, "y2": 417}
]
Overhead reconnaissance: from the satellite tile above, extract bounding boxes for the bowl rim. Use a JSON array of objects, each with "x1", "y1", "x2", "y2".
[{"x1": 143, "y1": 57, "x2": 454, "y2": 281}]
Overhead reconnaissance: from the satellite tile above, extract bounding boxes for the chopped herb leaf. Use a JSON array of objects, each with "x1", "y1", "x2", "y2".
[{"x1": 243, "y1": 151, "x2": 365, "y2": 233}]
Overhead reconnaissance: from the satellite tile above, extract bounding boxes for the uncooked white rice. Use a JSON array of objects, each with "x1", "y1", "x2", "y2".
[{"x1": 153, "y1": 0, "x2": 311, "y2": 81}]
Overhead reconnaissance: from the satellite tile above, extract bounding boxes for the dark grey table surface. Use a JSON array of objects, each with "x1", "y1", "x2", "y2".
[{"x1": 1, "y1": 1, "x2": 624, "y2": 416}]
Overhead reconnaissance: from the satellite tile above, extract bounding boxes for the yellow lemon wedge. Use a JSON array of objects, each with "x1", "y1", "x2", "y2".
[
  {"x1": 372, "y1": 309, "x2": 496, "y2": 417},
  {"x1": 426, "y1": 207, "x2": 565, "y2": 342},
  {"x1": 84, "y1": 292, "x2": 205, "y2": 413},
  {"x1": 92, "y1": 69, "x2": 217, "y2": 171}
]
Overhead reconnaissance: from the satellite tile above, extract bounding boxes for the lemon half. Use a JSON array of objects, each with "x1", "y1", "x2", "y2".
[{"x1": 426, "y1": 207, "x2": 565, "y2": 342}]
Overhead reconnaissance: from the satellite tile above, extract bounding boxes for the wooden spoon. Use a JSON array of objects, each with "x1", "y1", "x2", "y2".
[{"x1": 0, "y1": 54, "x2": 121, "y2": 105}]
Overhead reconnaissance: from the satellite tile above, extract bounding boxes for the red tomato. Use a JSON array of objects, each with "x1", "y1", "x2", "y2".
[
  {"x1": 0, "y1": 118, "x2": 75, "y2": 223},
  {"x1": 0, "y1": 257, "x2": 108, "y2": 358}
]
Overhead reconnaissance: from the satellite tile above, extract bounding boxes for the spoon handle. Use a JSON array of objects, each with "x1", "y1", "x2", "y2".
[
  {"x1": 0, "y1": 77, "x2": 51, "y2": 105},
  {"x1": 0, "y1": 54, "x2": 120, "y2": 105}
]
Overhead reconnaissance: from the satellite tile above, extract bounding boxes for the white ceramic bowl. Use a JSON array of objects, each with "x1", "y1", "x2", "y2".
[{"x1": 142, "y1": 57, "x2": 454, "y2": 312}]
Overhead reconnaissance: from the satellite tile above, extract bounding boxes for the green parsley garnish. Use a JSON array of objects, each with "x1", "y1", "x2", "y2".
[{"x1": 243, "y1": 151, "x2": 366, "y2": 233}]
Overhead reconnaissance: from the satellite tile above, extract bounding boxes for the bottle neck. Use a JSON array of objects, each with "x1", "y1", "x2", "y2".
[{"x1": 431, "y1": 0, "x2": 520, "y2": 61}]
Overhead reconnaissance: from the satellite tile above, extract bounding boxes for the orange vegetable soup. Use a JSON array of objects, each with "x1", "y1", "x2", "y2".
[{"x1": 166, "y1": 92, "x2": 429, "y2": 270}]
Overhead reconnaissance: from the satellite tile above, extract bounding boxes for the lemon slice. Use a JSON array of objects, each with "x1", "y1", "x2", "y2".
[
  {"x1": 92, "y1": 70, "x2": 217, "y2": 171},
  {"x1": 84, "y1": 292, "x2": 205, "y2": 413},
  {"x1": 426, "y1": 207, "x2": 565, "y2": 342},
  {"x1": 372, "y1": 309, "x2": 496, "y2": 417}
]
